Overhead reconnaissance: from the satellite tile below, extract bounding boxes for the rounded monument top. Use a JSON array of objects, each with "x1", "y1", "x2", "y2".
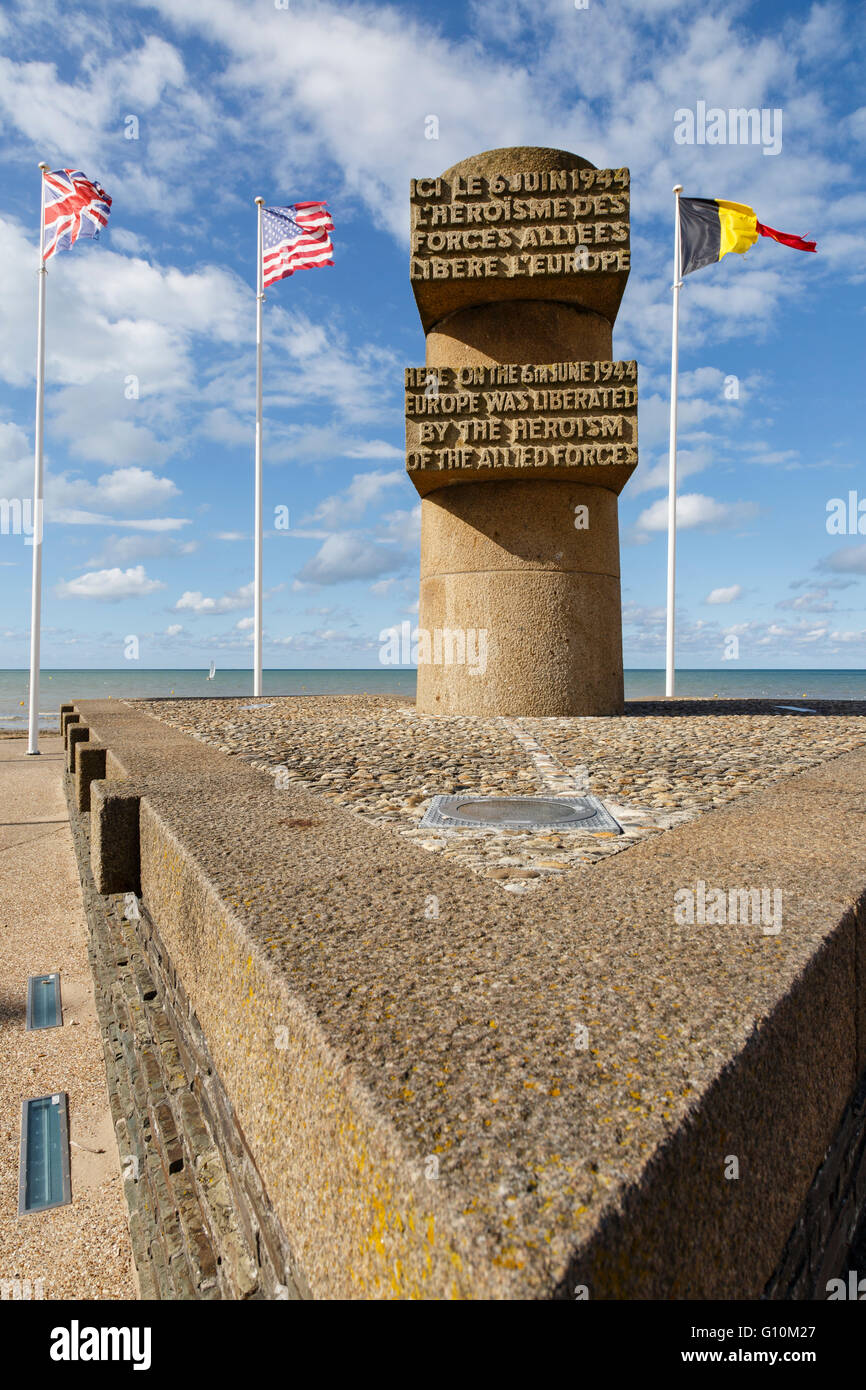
[{"x1": 440, "y1": 147, "x2": 597, "y2": 182}]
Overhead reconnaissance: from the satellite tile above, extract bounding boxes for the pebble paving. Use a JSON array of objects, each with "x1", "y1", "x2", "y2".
[{"x1": 130, "y1": 696, "x2": 866, "y2": 892}]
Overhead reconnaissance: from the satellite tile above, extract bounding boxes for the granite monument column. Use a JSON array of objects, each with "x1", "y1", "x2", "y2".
[{"x1": 406, "y1": 147, "x2": 637, "y2": 716}]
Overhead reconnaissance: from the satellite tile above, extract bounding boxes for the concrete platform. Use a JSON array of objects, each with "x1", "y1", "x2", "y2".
[{"x1": 63, "y1": 698, "x2": 866, "y2": 1298}]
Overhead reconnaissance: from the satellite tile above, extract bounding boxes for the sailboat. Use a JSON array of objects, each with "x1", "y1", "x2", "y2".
[{"x1": 207, "y1": 661, "x2": 216, "y2": 681}]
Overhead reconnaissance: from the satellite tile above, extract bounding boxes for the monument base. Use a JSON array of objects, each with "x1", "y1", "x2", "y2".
[
  {"x1": 416, "y1": 477, "x2": 625, "y2": 716},
  {"x1": 61, "y1": 697, "x2": 866, "y2": 1299}
]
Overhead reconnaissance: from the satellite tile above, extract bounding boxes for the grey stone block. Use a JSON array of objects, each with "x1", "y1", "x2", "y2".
[
  {"x1": 67, "y1": 722, "x2": 89, "y2": 771},
  {"x1": 61, "y1": 709, "x2": 80, "y2": 744},
  {"x1": 90, "y1": 781, "x2": 141, "y2": 894},
  {"x1": 75, "y1": 742, "x2": 106, "y2": 812}
]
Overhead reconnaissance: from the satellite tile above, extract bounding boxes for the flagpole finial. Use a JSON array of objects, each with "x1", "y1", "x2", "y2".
[
  {"x1": 255, "y1": 196, "x2": 265, "y2": 206},
  {"x1": 38, "y1": 161, "x2": 49, "y2": 171},
  {"x1": 673, "y1": 184, "x2": 683, "y2": 194}
]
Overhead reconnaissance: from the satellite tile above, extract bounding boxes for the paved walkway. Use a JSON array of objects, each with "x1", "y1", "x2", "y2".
[{"x1": 0, "y1": 736, "x2": 136, "y2": 1300}]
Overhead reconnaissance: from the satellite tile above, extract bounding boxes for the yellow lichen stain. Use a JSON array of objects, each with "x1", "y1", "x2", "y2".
[{"x1": 426, "y1": 1215, "x2": 435, "y2": 1246}]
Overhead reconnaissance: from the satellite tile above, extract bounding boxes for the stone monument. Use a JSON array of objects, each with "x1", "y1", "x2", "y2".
[{"x1": 405, "y1": 147, "x2": 637, "y2": 716}]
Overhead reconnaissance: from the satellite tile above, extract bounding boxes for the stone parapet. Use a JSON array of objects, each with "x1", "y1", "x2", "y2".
[
  {"x1": 64, "y1": 749, "x2": 305, "y2": 1301},
  {"x1": 59, "y1": 698, "x2": 866, "y2": 1298}
]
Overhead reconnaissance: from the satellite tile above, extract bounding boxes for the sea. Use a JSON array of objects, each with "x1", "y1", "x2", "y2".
[{"x1": 2, "y1": 668, "x2": 865, "y2": 732}]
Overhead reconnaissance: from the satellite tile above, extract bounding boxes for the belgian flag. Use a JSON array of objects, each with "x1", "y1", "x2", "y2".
[{"x1": 678, "y1": 198, "x2": 817, "y2": 276}]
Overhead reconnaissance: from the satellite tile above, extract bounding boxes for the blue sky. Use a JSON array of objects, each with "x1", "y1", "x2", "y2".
[{"x1": 0, "y1": 0, "x2": 863, "y2": 670}]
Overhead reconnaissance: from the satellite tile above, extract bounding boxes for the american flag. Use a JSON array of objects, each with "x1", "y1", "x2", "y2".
[
  {"x1": 262, "y1": 202, "x2": 334, "y2": 288},
  {"x1": 43, "y1": 169, "x2": 112, "y2": 260}
]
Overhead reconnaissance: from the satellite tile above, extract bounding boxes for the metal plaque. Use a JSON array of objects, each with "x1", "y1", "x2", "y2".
[
  {"x1": 18, "y1": 1093, "x2": 72, "y2": 1215},
  {"x1": 26, "y1": 973, "x2": 62, "y2": 1030},
  {"x1": 419, "y1": 795, "x2": 622, "y2": 833}
]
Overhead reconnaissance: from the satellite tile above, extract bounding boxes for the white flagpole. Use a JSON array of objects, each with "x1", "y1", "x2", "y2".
[
  {"x1": 26, "y1": 162, "x2": 49, "y2": 756},
  {"x1": 665, "y1": 184, "x2": 683, "y2": 699},
  {"x1": 253, "y1": 197, "x2": 265, "y2": 697}
]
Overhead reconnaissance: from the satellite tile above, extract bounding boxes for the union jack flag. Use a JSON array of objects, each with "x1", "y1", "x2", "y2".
[
  {"x1": 262, "y1": 202, "x2": 334, "y2": 289},
  {"x1": 42, "y1": 169, "x2": 112, "y2": 260}
]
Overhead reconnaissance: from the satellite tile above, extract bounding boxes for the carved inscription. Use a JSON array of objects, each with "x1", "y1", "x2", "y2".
[
  {"x1": 405, "y1": 361, "x2": 637, "y2": 474},
  {"x1": 410, "y1": 167, "x2": 630, "y2": 282}
]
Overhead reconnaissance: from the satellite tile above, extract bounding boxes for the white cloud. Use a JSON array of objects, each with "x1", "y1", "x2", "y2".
[
  {"x1": 85, "y1": 533, "x2": 195, "y2": 568},
  {"x1": 705, "y1": 585, "x2": 743, "y2": 604},
  {"x1": 174, "y1": 582, "x2": 254, "y2": 614},
  {"x1": 380, "y1": 504, "x2": 422, "y2": 547},
  {"x1": 0, "y1": 37, "x2": 184, "y2": 171},
  {"x1": 56, "y1": 564, "x2": 165, "y2": 600},
  {"x1": 267, "y1": 627, "x2": 376, "y2": 653},
  {"x1": 295, "y1": 533, "x2": 403, "y2": 587},
  {"x1": 306, "y1": 469, "x2": 406, "y2": 528},
  {"x1": 343, "y1": 440, "x2": 404, "y2": 460},
  {"x1": 629, "y1": 445, "x2": 713, "y2": 496},
  {"x1": 165, "y1": 623, "x2": 183, "y2": 636},
  {"x1": 0, "y1": 217, "x2": 252, "y2": 482},
  {"x1": 54, "y1": 509, "x2": 189, "y2": 531},
  {"x1": 776, "y1": 587, "x2": 836, "y2": 613},
  {"x1": 635, "y1": 493, "x2": 759, "y2": 533},
  {"x1": 91, "y1": 466, "x2": 180, "y2": 512},
  {"x1": 819, "y1": 544, "x2": 866, "y2": 574},
  {"x1": 108, "y1": 228, "x2": 154, "y2": 256}
]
